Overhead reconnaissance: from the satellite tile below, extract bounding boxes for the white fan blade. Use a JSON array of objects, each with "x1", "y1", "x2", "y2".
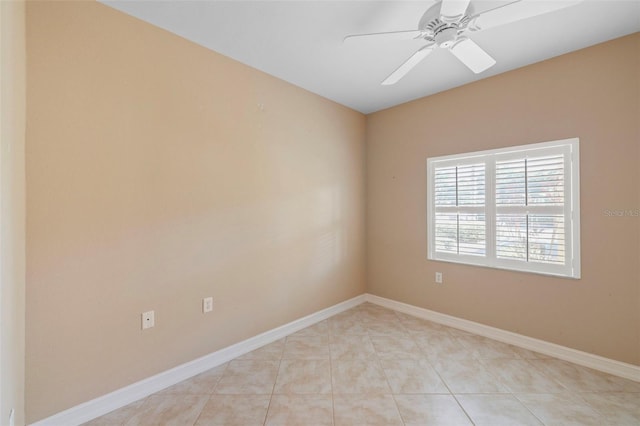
[
  {"x1": 472, "y1": 0, "x2": 583, "y2": 31},
  {"x1": 382, "y1": 45, "x2": 434, "y2": 85},
  {"x1": 343, "y1": 30, "x2": 422, "y2": 44},
  {"x1": 450, "y1": 38, "x2": 496, "y2": 73},
  {"x1": 440, "y1": 0, "x2": 471, "y2": 20}
]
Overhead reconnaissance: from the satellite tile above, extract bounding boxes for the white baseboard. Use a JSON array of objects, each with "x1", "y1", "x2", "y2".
[
  {"x1": 30, "y1": 292, "x2": 640, "y2": 425},
  {"x1": 365, "y1": 293, "x2": 640, "y2": 382},
  {"x1": 30, "y1": 295, "x2": 366, "y2": 426}
]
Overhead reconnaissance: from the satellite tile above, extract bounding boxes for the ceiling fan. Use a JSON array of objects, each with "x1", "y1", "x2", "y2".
[{"x1": 344, "y1": 0, "x2": 583, "y2": 85}]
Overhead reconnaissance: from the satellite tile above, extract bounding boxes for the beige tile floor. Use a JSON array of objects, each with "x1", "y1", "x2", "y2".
[{"x1": 84, "y1": 303, "x2": 640, "y2": 425}]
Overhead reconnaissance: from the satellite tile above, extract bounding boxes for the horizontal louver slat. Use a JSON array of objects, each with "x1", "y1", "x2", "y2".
[
  {"x1": 434, "y1": 163, "x2": 486, "y2": 256},
  {"x1": 496, "y1": 214, "x2": 527, "y2": 260},
  {"x1": 434, "y1": 166, "x2": 457, "y2": 207},
  {"x1": 457, "y1": 163, "x2": 485, "y2": 207},
  {"x1": 435, "y1": 213, "x2": 457, "y2": 254},
  {"x1": 459, "y1": 214, "x2": 485, "y2": 256},
  {"x1": 496, "y1": 159, "x2": 525, "y2": 206},
  {"x1": 528, "y1": 154, "x2": 564, "y2": 206},
  {"x1": 529, "y1": 214, "x2": 565, "y2": 264}
]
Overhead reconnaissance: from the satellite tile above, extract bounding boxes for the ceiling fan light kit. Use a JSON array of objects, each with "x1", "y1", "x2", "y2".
[{"x1": 345, "y1": 0, "x2": 584, "y2": 85}]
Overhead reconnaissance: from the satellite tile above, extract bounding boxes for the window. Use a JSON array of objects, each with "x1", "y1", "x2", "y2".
[{"x1": 427, "y1": 138, "x2": 580, "y2": 278}]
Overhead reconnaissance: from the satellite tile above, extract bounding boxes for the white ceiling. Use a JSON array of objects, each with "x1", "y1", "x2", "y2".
[{"x1": 101, "y1": 0, "x2": 639, "y2": 114}]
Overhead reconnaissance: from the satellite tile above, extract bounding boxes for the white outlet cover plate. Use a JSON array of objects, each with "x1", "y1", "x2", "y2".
[
  {"x1": 142, "y1": 311, "x2": 155, "y2": 329},
  {"x1": 203, "y1": 297, "x2": 213, "y2": 313}
]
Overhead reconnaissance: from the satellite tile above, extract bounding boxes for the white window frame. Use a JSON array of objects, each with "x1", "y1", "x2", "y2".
[{"x1": 427, "y1": 138, "x2": 580, "y2": 279}]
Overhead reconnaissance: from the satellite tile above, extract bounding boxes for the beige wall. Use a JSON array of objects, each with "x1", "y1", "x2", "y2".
[
  {"x1": 25, "y1": 1, "x2": 365, "y2": 422},
  {"x1": 23, "y1": 0, "x2": 640, "y2": 422},
  {"x1": 367, "y1": 33, "x2": 640, "y2": 366},
  {"x1": 1, "y1": 0, "x2": 26, "y2": 425}
]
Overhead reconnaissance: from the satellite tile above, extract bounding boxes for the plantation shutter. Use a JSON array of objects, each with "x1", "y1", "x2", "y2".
[
  {"x1": 495, "y1": 152, "x2": 566, "y2": 266},
  {"x1": 433, "y1": 162, "x2": 486, "y2": 257},
  {"x1": 427, "y1": 138, "x2": 580, "y2": 278}
]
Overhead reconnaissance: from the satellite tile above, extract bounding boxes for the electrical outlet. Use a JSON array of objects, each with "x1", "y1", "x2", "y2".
[
  {"x1": 435, "y1": 272, "x2": 443, "y2": 284},
  {"x1": 141, "y1": 310, "x2": 155, "y2": 330},
  {"x1": 203, "y1": 297, "x2": 213, "y2": 313}
]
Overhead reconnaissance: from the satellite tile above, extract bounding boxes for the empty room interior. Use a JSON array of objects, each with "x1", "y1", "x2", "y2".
[{"x1": 1, "y1": 0, "x2": 640, "y2": 425}]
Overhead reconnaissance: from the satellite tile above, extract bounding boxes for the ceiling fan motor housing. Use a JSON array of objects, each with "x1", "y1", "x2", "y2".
[
  {"x1": 434, "y1": 26, "x2": 458, "y2": 47},
  {"x1": 418, "y1": 1, "x2": 474, "y2": 48}
]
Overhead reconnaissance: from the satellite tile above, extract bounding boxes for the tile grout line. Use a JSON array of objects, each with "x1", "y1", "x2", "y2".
[
  {"x1": 424, "y1": 352, "x2": 478, "y2": 426},
  {"x1": 189, "y1": 364, "x2": 228, "y2": 426},
  {"x1": 373, "y1": 332, "x2": 411, "y2": 425},
  {"x1": 511, "y1": 393, "x2": 550, "y2": 426},
  {"x1": 83, "y1": 302, "x2": 640, "y2": 426},
  {"x1": 263, "y1": 342, "x2": 285, "y2": 426},
  {"x1": 323, "y1": 324, "x2": 336, "y2": 426},
  {"x1": 400, "y1": 310, "x2": 483, "y2": 426}
]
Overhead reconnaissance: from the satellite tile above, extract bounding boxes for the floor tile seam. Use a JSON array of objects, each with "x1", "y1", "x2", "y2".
[
  {"x1": 189, "y1": 393, "x2": 216, "y2": 426},
  {"x1": 511, "y1": 393, "x2": 558, "y2": 426},
  {"x1": 92, "y1": 303, "x2": 632, "y2": 426},
  {"x1": 496, "y1": 382, "x2": 570, "y2": 396},
  {"x1": 330, "y1": 397, "x2": 336, "y2": 426},
  {"x1": 524, "y1": 359, "x2": 590, "y2": 393},
  {"x1": 207, "y1": 392, "x2": 276, "y2": 396},
  {"x1": 451, "y1": 390, "x2": 529, "y2": 395},
  {"x1": 443, "y1": 392, "x2": 476, "y2": 425},
  {"x1": 460, "y1": 392, "x2": 546, "y2": 426},
  {"x1": 458, "y1": 354, "x2": 516, "y2": 392},
  {"x1": 262, "y1": 357, "x2": 284, "y2": 426},
  {"x1": 177, "y1": 306, "x2": 626, "y2": 425},
  {"x1": 427, "y1": 358, "x2": 511, "y2": 394},
  {"x1": 391, "y1": 394, "x2": 428, "y2": 425},
  {"x1": 512, "y1": 392, "x2": 605, "y2": 426},
  {"x1": 390, "y1": 391, "x2": 453, "y2": 396},
  {"x1": 332, "y1": 391, "x2": 409, "y2": 395},
  {"x1": 429, "y1": 359, "x2": 456, "y2": 398},
  {"x1": 330, "y1": 308, "x2": 536, "y2": 392},
  {"x1": 569, "y1": 390, "x2": 639, "y2": 421},
  {"x1": 388, "y1": 393, "x2": 411, "y2": 426},
  {"x1": 378, "y1": 349, "x2": 403, "y2": 396},
  {"x1": 331, "y1": 392, "x2": 405, "y2": 425},
  {"x1": 329, "y1": 346, "x2": 336, "y2": 426},
  {"x1": 117, "y1": 395, "x2": 152, "y2": 426},
  {"x1": 427, "y1": 360, "x2": 514, "y2": 395},
  {"x1": 516, "y1": 357, "x2": 573, "y2": 394},
  {"x1": 475, "y1": 358, "x2": 548, "y2": 394},
  {"x1": 207, "y1": 362, "x2": 230, "y2": 395},
  {"x1": 368, "y1": 332, "x2": 424, "y2": 359},
  {"x1": 368, "y1": 350, "x2": 393, "y2": 395}
]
